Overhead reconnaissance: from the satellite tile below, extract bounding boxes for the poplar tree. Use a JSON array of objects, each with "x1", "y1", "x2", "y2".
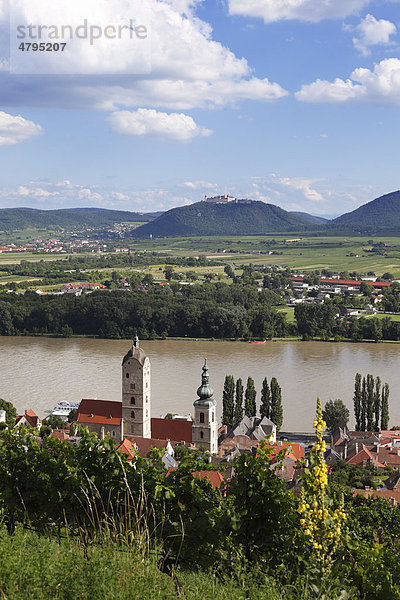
[
  {"x1": 222, "y1": 375, "x2": 235, "y2": 427},
  {"x1": 360, "y1": 376, "x2": 367, "y2": 431},
  {"x1": 381, "y1": 383, "x2": 390, "y2": 430},
  {"x1": 260, "y1": 377, "x2": 271, "y2": 419},
  {"x1": 234, "y1": 378, "x2": 244, "y2": 423},
  {"x1": 353, "y1": 373, "x2": 362, "y2": 431},
  {"x1": 270, "y1": 377, "x2": 283, "y2": 432},
  {"x1": 245, "y1": 377, "x2": 256, "y2": 417},
  {"x1": 366, "y1": 373, "x2": 375, "y2": 431},
  {"x1": 374, "y1": 376, "x2": 381, "y2": 432}
]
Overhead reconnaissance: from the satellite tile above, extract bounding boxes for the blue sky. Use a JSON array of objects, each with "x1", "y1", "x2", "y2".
[{"x1": 0, "y1": 0, "x2": 399, "y2": 216}]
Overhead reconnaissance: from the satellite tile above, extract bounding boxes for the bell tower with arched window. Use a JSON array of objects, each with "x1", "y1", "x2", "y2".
[
  {"x1": 192, "y1": 359, "x2": 217, "y2": 454},
  {"x1": 122, "y1": 336, "x2": 151, "y2": 438}
]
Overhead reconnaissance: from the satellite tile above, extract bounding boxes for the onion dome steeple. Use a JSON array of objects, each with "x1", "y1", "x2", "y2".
[{"x1": 194, "y1": 358, "x2": 216, "y2": 407}]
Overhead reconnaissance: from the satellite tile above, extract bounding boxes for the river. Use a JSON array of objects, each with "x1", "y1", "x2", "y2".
[{"x1": 1, "y1": 337, "x2": 399, "y2": 431}]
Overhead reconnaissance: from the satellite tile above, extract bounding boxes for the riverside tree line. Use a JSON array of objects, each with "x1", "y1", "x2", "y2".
[{"x1": 222, "y1": 375, "x2": 283, "y2": 431}]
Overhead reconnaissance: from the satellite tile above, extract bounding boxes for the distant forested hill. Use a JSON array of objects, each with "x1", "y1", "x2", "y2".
[
  {"x1": 328, "y1": 190, "x2": 400, "y2": 233},
  {"x1": 132, "y1": 201, "x2": 316, "y2": 237},
  {"x1": 0, "y1": 208, "x2": 152, "y2": 231},
  {"x1": 290, "y1": 212, "x2": 329, "y2": 225}
]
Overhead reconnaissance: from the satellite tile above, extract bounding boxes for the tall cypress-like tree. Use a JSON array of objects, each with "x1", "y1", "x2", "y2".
[
  {"x1": 245, "y1": 377, "x2": 256, "y2": 417},
  {"x1": 353, "y1": 373, "x2": 362, "y2": 431},
  {"x1": 360, "y1": 376, "x2": 367, "y2": 431},
  {"x1": 381, "y1": 383, "x2": 390, "y2": 430},
  {"x1": 270, "y1": 377, "x2": 283, "y2": 432},
  {"x1": 366, "y1": 373, "x2": 375, "y2": 431},
  {"x1": 222, "y1": 375, "x2": 235, "y2": 427},
  {"x1": 260, "y1": 377, "x2": 271, "y2": 419},
  {"x1": 234, "y1": 378, "x2": 244, "y2": 423},
  {"x1": 374, "y1": 376, "x2": 381, "y2": 432}
]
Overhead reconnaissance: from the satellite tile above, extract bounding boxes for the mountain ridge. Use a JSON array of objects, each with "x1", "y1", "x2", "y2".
[
  {"x1": 328, "y1": 190, "x2": 400, "y2": 232},
  {"x1": 132, "y1": 200, "x2": 316, "y2": 237},
  {"x1": 0, "y1": 207, "x2": 152, "y2": 231}
]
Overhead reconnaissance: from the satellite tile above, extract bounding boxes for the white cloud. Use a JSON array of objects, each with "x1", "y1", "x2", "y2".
[
  {"x1": 0, "y1": 111, "x2": 43, "y2": 146},
  {"x1": 0, "y1": 180, "x2": 195, "y2": 212},
  {"x1": 180, "y1": 180, "x2": 218, "y2": 189},
  {"x1": 227, "y1": 0, "x2": 368, "y2": 23},
  {"x1": 350, "y1": 14, "x2": 397, "y2": 56},
  {"x1": 108, "y1": 108, "x2": 212, "y2": 141},
  {"x1": 278, "y1": 176, "x2": 325, "y2": 202},
  {"x1": 0, "y1": 0, "x2": 288, "y2": 111},
  {"x1": 295, "y1": 58, "x2": 400, "y2": 105}
]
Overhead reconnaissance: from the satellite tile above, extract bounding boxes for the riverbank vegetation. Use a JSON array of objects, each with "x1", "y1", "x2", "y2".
[{"x1": 1, "y1": 405, "x2": 400, "y2": 598}]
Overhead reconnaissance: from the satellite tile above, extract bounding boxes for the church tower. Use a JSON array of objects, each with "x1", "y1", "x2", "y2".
[
  {"x1": 122, "y1": 336, "x2": 151, "y2": 438},
  {"x1": 192, "y1": 359, "x2": 218, "y2": 454}
]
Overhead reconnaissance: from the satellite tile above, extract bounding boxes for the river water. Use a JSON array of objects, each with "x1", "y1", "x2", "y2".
[{"x1": 1, "y1": 337, "x2": 399, "y2": 431}]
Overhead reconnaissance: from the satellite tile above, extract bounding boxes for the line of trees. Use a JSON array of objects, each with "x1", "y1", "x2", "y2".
[
  {"x1": 0, "y1": 283, "x2": 288, "y2": 340},
  {"x1": 222, "y1": 375, "x2": 283, "y2": 431},
  {"x1": 294, "y1": 302, "x2": 400, "y2": 342},
  {"x1": 353, "y1": 372, "x2": 390, "y2": 431}
]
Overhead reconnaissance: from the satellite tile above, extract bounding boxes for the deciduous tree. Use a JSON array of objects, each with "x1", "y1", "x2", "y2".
[
  {"x1": 245, "y1": 377, "x2": 256, "y2": 418},
  {"x1": 270, "y1": 377, "x2": 283, "y2": 432},
  {"x1": 222, "y1": 375, "x2": 235, "y2": 427},
  {"x1": 322, "y1": 399, "x2": 350, "y2": 435},
  {"x1": 260, "y1": 377, "x2": 271, "y2": 419},
  {"x1": 381, "y1": 383, "x2": 390, "y2": 430},
  {"x1": 354, "y1": 373, "x2": 362, "y2": 431},
  {"x1": 234, "y1": 378, "x2": 243, "y2": 423}
]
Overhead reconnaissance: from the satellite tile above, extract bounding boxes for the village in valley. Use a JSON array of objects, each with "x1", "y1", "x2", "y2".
[{"x1": 4, "y1": 336, "x2": 400, "y2": 504}]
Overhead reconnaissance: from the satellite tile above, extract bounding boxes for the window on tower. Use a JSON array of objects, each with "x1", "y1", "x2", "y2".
[
  {"x1": 126, "y1": 373, "x2": 129, "y2": 378},
  {"x1": 130, "y1": 384, "x2": 135, "y2": 390},
  {"x1": 212, "y1": 412, "x2": 214, "y2": 422},
  {"x1": 200, "y1": 431, "x2": 204, "y2": 439},
  {"x1": 131, "y1": 410, "x2": 135, "y2": 419},
  {"x1": 200, "y1": 412, "x2": 205, "y2": 423},
  {"x1": 130, "y1": 397, "x2": 135, "y2": 405}
]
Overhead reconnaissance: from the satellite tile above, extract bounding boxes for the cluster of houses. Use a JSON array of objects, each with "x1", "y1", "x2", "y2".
[
  {"x1": 3, "y1": 339, "x2": 306, "y2": 489},
  {"x1": 284, "y1": 275, "x2": 395, "y2": 314},
  {"x1": 7, "y1": 339, "x2": 400, "y2": 498},
  {"x1": 327, "y1": 422, "x2": 400, "y2": 505}
]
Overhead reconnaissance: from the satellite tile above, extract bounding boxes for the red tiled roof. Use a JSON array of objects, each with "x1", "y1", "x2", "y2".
[
  {"x1": 380, "y1": 431, "x2": 400, "y2": 439},
  {"x1": 346, "y1": 445, "x2": 385, "y2": 468},
  {"x1": 374, "y1": 446, "x2": 400, "y2": 467},
  {"x1": 125, "y1": 436, "x2": 169, "y2": 458},
  {"x1": 193, "y1": 470, "x2": 224, "y2": 490},
  {"x1": 50, "y1": 430, "x2": 70, "y2": 441},
  {"x1": 266, "y1": 442, "x2": 305, "y2": 462},
  {"x1": 353, "y1": 488, "x2": 400, "y2": 505},
  {"x1": 15, "y1": 409, "x2": 41, "y2": 428},
  {"x1": 76, "y1": 399, "x2": 122, "y2": 426},
  {"x1": 291, "y1": 277, "x2": 392, "y2": 288},
  {"x1": 151, "y1": 418, "x2": 192, "y2": 443},
  {"x1": 117, "y1": 438, "x2": 137, "y2": 462}
]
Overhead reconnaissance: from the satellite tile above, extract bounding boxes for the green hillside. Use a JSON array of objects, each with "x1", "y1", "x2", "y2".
[
  {"x1": 0, "y1": 208, "x2": 152, "y2": 231},
  {"x1": 328, "y1": 190, "x2": 400, "y2": 233},
  {"x1": 290, "y1": 211, "x2": 329, "y2": 225},
  {"x1": 132, "y1": 201, "x2": 315, "y2": 238}
]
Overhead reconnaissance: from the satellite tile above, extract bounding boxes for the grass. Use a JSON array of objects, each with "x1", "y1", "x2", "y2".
[
  {"x1": 276, "y1": 307, "x2": 295, "y2": 323},
  {"x1": 374, "y1": 313, "x2": 400, "y2": 321},
  {"x1": 0, "y1": 526, "x2": 299, "y2": 600},
  {"x1": 127, "y1": 234, "x2": 400, "y2": 277}
]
